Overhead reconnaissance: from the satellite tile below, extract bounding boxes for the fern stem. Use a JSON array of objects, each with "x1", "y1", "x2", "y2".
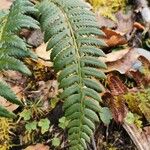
[
  {"x1": 51, "y1": 0, "x2": 85, "y2": 142},
  {"x1": 0, "y1": 16, "x2": 7, "y2": 41}
]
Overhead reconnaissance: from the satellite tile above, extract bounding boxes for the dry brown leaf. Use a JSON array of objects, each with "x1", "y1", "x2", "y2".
[
  {"x1": 102, "y1": 74, "x2": 128, "y2": 122},
  {"x1": 107, "y1": 74, "x2": 128, "y2": 95},
  {"x1": 0, "y1": 71, "x2": 25, "y2": 112},
  {"x1": 123, "y1": 123, "x2": 150, "y2": 150},
  {"x1": 0, "y1": 0, "x2": 12, "y2": 10},
  {"x1": 25, "y1": 143, "x2": 50, "y2": 150},
  {"x1": 134, "y1": 22, "x2": 145, "y2": 31},
  {"x1": 35, "y1": 43, "x2": 52, "y2": 65},
  {"x1": 101, "y1": 48, "x2": 130, "y2": 62},
  {"x1": 102, "y1": 27, "x2": 127, "y2": 47},
  {"x1": 102, "y1": 92, "x2": 126, "y2": 123},
  {"x1": 100, "y1": 48, "x2": 150, "y2": 74},
  {"x1": 96, "y1": 12, "x2": 117, "y2": 28},
  {"x1": 116, "y1": 11, "x2": 134, "y2": 35}
]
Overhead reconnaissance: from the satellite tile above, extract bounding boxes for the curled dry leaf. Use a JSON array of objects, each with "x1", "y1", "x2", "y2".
[
  {"x1": 25, "y1": 143, "x2": 50, "y2": 150},
  {"x1": 102, "y1": 27, "x2": 127, "y2": 47},
  {"x1": 100, "y1": 48, "x2": 150, "y2": 74},
  {"x1": 134, "y1": 22, "x2": 145, "y2": 31},
  {"x1": 126, "y1": 56, "x2": 150, "y2": 87}
]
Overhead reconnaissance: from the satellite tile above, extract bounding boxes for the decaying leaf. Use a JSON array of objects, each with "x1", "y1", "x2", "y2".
[
  {"x1": 0, "y1": 0, "x2": 12, "y2": 10},
  {"x1": 133, "y1": 22, "x2": 145, "y2": 31},
  {"x1": 127, "y1": 56, "x2": 150, "y2": 87},
  {"x1": 102, "y1": 92, "x2": 126, "y2": 123},
  {"x1": 25, "y1": 143, "x2": 49, "y2": 150},
  {"x1": 24, "y1": 58, "x2": 55, "y2": 82},
  {"x1": 102, "y1": 27, "x2": 127, "y2": 47},
  {"x1": 123, "y1": 123, "x2": 150, "y2": 150},
  {"x1": 107, "y1": 74, "x2": 128, "y2": 95},
  {"x1": 35, "y1": 43, "x2": 51, "y2": 62},
  {"x1": 0, "y1": 71, "x2": 25, "y2": 112},
  {"x1": 115, "y1": 10, "x2": 134, "y2": 34},
  {"x1": 102, "y1": 74, "x2": 128, "y2": 122},
  {"x1": 100, "y1": 48, "x2": 150, "y2": 74}
]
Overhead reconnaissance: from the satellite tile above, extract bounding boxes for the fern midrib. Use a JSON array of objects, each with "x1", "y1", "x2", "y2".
[
  {"x1": 52, "y1": 1, "x2": 85, "y2": 142},
  {"x1": 0, "y1": 16, "x2": 8, "y2": 42}
]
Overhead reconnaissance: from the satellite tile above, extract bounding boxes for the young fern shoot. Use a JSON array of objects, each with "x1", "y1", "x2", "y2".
[{"x1": 38, "y1": 0, "x2": 107, "y2": 149}]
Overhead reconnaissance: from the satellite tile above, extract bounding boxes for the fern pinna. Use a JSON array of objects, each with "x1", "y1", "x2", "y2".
[
  {"x1": 38, "y1": 0, "x2": 107, "y2": 149},
  {"x1": 0, "y1": 0, "x2": 39, "y2": 118}
]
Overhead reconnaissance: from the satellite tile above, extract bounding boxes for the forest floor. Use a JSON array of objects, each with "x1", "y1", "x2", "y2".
[{"x1": 0, "y1": 0, "x2": 150, "y2": 150}]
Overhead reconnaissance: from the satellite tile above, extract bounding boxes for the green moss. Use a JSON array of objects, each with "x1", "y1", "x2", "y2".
[
  {"x1": 124, "y1": 88, "x2": 150, "y2": 122},
  {"x1": 88, "y1": 0, "x2": 127, "y2": 21}
]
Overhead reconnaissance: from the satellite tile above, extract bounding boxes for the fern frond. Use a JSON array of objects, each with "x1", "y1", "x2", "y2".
[
  {"x1": 0, "y1": 0, "x2": 39, "y2": 60},
  {"x1": 0, "y1": 105, "x2": 16, "y2": 118},
  {"x1": 0, "y1": 81, "x2": 21, "y2": 118},
  {"x1": 0, "y1": 81, "x2": 21, "y2": 105},
  {"x1": 0, "y1": 55, "x2": 31, "y2": 75},
  {"x1": 0, "y1": 0, "x2": 39, "y2": 118},
  {"x1": 38, "y1": 0, "x2": 106, "y2": 149}
]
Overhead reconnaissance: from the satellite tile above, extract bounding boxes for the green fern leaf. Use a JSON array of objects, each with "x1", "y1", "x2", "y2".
[
  {"x1": 83, "y1": 67, "x2": 106, "y2": 79},
  {"x1": 38, "y1": 0, "x2": 106, "y2": 149},
  {"x1": 0, "y1": 105, "x2": 16, "y2": 118},
  {"x1": 0, "y1": 81, "x2": 22, "y2": 105},
  {"x1": 80, "y1": 46, "x2": 106, "y2": 57},
  {"x1": 0, "y1": 55, "x2": 31, "y2": 75},
  {"x1": 83, "y1": 78, "x2": 103, "y2": 92},
  {"x1": 0, "y1": 0, "x2": 39, "y2": 118}
]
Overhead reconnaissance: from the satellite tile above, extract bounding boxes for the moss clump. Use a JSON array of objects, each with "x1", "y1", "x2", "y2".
[{"x1": 88, "y1": 0, "x2": 127, "y2": 20}]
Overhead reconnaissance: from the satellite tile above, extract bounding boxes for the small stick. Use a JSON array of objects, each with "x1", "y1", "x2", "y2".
[{"x1": 91, "y1": 135, "x2": 97, "y2": 150}]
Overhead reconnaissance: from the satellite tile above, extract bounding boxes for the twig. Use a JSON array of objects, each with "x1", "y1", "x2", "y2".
[
  {"x1": 38, "y1": 56, "x2": 51, "y2": 61},
  {"x1": 123, "y1": 122, "x2": 150, "y2": 150},
  {"x1": 91, "y1": 135, "x2": 97, "y2": 150}
]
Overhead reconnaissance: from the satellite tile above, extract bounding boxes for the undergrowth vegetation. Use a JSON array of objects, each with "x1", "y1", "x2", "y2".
[
  {"x1": 0, "y1": 0, "x2": 107, "y2": 149},
  {"x1": 0, "y1": 0, "x2": 149, "y2": 150}
]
